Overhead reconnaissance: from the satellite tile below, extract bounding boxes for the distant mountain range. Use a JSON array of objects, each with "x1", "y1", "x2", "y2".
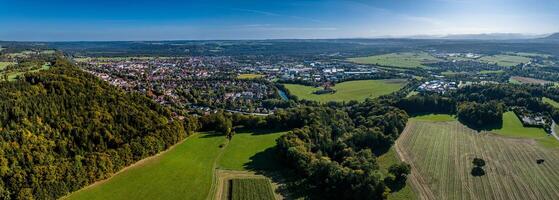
[
  {"x1": 544, "y1": 33, "x2": 559, "y2": 40},
  {"x1": 403, "y1": 33, "x2": 548, "y2": 40}
]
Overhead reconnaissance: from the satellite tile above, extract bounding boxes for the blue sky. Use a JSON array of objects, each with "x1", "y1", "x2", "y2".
[{"x1": 0, "y1": 0, "x2": 558, "y2": 41}]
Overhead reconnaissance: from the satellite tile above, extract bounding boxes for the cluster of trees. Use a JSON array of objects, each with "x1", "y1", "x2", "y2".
[
  {"x1": 457, "y1": 101, "x2": 504, "y2": 127},
  {"x1": 0, "y1": 58, "x2": 197, "y2": 199},
  {"x1": 273, "y1": 100, "x2": 410, "y2": 199},
  {"x1": 397, "y1": 83, "x2": 559, "y2": 128}
]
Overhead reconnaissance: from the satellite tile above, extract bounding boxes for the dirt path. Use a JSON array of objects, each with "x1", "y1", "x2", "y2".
[
  {"x1": 550, "y1": 120, "x2": 559, "y2": 141},
  {"x1": 394, "y1": 123, "x2": 436, "y2": 200}
]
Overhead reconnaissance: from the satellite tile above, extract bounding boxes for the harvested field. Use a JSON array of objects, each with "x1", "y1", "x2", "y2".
[
  {"x1": 396, "y1": 119, "x2": 559, "y2": 200},
  {"x1": 509, "y1": 76, "x2": 552, "y2": 84}
]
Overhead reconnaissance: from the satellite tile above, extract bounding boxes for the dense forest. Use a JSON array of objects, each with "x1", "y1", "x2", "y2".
[
  {"x1": 273, "y1": 101, "x2": 410, "y2": 199},
  {"x1": 0, "y1": 58, "x2": 197, "y2": 199}
]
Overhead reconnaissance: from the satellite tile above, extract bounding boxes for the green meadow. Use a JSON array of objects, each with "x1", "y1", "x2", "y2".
[
  {"x1": 479, "y1": 54, "x2": 531, "y2": 67},
  {"x1": 284, "y1": 79, "x2": 406, "y2": 102},
  {"x1": 543, "y1": 97, "x2": 559, "y2": 108},
  {"x1": 0, "y1": 62, "x2": 15, "y2": 70},
  {"x1": 65, "y1": 130, "x2": 287, "y2": 200},
  {"x1": 218, "y1": 131, "x2": 286, "y2": 171},
  {"x1": 348, "y1": 52, "x2": 441, "y2": 68},
  {"x1": 491, "y1": 112, "x2": 559, "y2": 148},
  {"x1": 237, "y1": 74, "x2": 265, "y2": 79},
  {"x1": 65, "y1": 133, "x2": 226, "y2": 200},
  {"x1": 1, "y1": 63, "x2": 51, "y2": 81}
]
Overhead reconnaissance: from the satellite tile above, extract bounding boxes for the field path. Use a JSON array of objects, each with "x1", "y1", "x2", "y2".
[{"x1": 395, "y1": 123, "x2": 436, "y2": 200}]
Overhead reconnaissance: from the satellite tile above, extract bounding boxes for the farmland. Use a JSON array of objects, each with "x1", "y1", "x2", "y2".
[
  {"x1": 479, "y1": 54, "x2": 531, "y2": 67},
  {"x1": 509, "y1": 76, "x2": 552, "y2": 84},
  {"x1": 348, "y1": 52, "x2": 441, "y2": 68},
  {"x1": 396, "y1": 116, "x2": 559, "y2": 200},
  {"x1": 65, "y1": 131, "x2": 286, "y2": 200},
  {"x1": 229, "y1": 178, "x2": 275, "y2": 200},
  {"x1": 284, "y1": 79, "x2": 406, "y2": 102},
  {"x1": 237, "y1": 74, "x2": 264, "y2": 79}
]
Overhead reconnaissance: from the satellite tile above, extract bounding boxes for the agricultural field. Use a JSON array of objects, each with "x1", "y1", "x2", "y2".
[
  {"x1": 237, "y1": 74, "x2": 265, "y2": 79},
  {"x1": 506, "y1": 52, "x2": 552, "y2": 59},
  {"x1": 284, "y1": 79, "x2": 406, "y2": 102},
  {"x1": 348, "y1": 52, "x2": 441, "y2": 68},
  {"x1": 411, "y1": 114, "x2": 456, "y2": 122},
  {"x1": 229, "y1": 178, "x2": 275, "y2": 200},
  {"x1": 64, "y1": 133, "x2": 227, "y2": 200},
  {"x1": 479, "y1": 70, "x2": 505, "y2": 74},
  {"x1": 396, "y1": 116, "x2": 559, "y2": 200},
  {"x1": 543, "y1": 97, "x2": 559, "y2": 108},
  {"x1": 479, "y1": 54, "x2": 531, "y2": 67},
  {"x1": 509, "y1": 76, "x2": 552, "y2": 85},
  {"x1": 65, "y1": 131, "x2": 287, "y2": 200}
]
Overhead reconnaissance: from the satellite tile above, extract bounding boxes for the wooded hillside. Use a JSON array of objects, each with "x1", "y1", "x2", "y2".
[{"x1": 0, "y1": 58, "x2": 192, "y2": 199}]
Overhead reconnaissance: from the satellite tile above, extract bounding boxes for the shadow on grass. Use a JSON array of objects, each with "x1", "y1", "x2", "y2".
[
  {"x1": 245, "y1": 147, "x2": 302, "y2": 200},
  {"x1": 233, "y1": 128, "x2": 290, "y2": 136},
  {"x1": 458, "y1": 119, "x2": 503, "y2": 132},
  {"x1": 200, "y1": 133, "x2": 224, "y2": 138}
]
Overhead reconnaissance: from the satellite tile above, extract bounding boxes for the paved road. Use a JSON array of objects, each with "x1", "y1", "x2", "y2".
[{"x1": 550, "y1": 120, "x2": 559, "y2": 141}]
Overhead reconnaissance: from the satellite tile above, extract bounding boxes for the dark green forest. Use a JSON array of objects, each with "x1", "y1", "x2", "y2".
[{"x1": 0, "y1": 59, "x2": 195, "y2": 199}]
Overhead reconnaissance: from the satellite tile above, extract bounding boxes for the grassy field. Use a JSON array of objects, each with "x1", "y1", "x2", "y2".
[
  {"x1": 509, "y1": 76, "x2": 552, "y2": 85},
  {"x1": 218, "y1": 131, "x2": 286, "y2": 171},
  {"x1": 66, "y1": 130, "x2": 286, "y2": 200},
  {"x1": 237, "y1": 74, "x2": 264, "y2": 79},
  {"x1": 479, "y1": 70, "x2": 505, "y2": 74},
  {"x1": 65, "y1": 133, "x2": 227, "y2": 200},
  {"x1": 284, "y1": 79, "x2": 406, "y2": 102},
  {"x1": 377, "y1": 147, "x2": 417, "y2": 200},
  {"x1": 1, "y1": 63, "x2": 51, "y2": 81},
  {"x1": 230, "y1": 178, "x2": 275, "y2": 200},
  {"x1": 396, "y1": 117, "x2": 559, "y2": 200},
  {"x1": 0, "y1": 62, "x2": 15, "y2": 70},
  {"x1": 491, "y1": 112, "x2": 559, "y2": 148},
  {"x1": 506, "y1": 52, "x2": 551, "y2": 58},
  {"x1": 348, "y1": 52, "x2": 441, "y2": 68},
  {"x1": 479, "y1": 54, "x2": 531, "y2": 67},
  {"x1": 543, "y1": 97, "x2": 559, "y2": 108},
  {"x1": 411, "y1": 114, "x2": 456, "y2": 122}
]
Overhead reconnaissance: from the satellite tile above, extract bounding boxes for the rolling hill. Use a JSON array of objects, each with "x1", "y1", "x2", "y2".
[{"x1": 0, "y1": 58, "x2": 195, "y2": 199}]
